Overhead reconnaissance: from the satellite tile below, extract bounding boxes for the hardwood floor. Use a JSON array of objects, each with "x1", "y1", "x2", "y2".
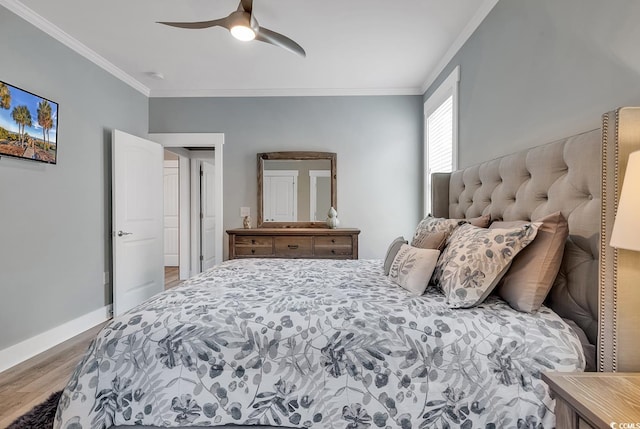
[
  {"x1": 165, "y1": 265, "x2": 183, "y2": 289},
  {"x1": 0, "y1": 271, "x2": 182, "y2": 426},
  {"x1": 0, "y1": 322, "x2": 106, "y2": 428}
]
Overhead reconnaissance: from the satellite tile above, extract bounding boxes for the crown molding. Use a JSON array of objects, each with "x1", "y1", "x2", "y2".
[
  {"x1": 420, "y1": 0, "x2": 499, "y2": 94},
  {"x1": 149, "y1": 87, "x2": 424, "y2": 98},
  {"x1": 0, "y1": 0, "x2": 151, "y2": 96}
]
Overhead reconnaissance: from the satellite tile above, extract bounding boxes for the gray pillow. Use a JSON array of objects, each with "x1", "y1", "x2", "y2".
[{"x1": 384, "y1": 236, "x2": 408, "y2": 275}]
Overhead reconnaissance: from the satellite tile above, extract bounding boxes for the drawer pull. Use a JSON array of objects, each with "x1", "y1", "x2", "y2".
[
  {"x1": 251, "y1": 239, "x2": 256, "y2": 244},
  {"x1": 332, "y1": 239, "x2": 335, "y2": 243},
  {"x1": 251, "y1": 249, "x2": 255, "y2": 254},
  {"x1": 331, "y1": 249, "x2": 336, "y2": 254},
  {"x1": 288, "y1": 244, "x2": 299, "y2": 249}
]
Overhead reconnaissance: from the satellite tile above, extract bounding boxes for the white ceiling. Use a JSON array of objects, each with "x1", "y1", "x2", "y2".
[{"x1": 3, "y1": 0, "x2": 498, "y2": 97}]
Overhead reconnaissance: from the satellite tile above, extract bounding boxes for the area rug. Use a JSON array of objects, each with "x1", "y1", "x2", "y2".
[{"x1": 8, "y1": 390, "x2": 61, "y2": 429}]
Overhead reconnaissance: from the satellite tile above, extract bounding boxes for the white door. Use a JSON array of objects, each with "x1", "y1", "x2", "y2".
[
  {"x1": 309, "y1": 170, "x2": 331, "y2": 221},
  {"x1": 201, "y1": 161, "x2": 216, "y2": 271},
  {"x1": 112, "y1": 130, "x2": 164, "y2": 317},
  {"x1": 263, "y1": 171, "x2": 298, "y2": 222},
  {"x1": 164, "y1": 160, "x2": 179, "y2": 266}
]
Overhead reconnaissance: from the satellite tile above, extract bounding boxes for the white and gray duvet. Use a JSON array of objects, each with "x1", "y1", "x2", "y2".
[{"x1": 55, "y1": 259, "x2": 584, "y2": 429}]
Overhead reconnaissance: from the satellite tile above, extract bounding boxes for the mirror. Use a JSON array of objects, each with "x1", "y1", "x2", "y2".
[{"x1": 258, "y1": 151, "x2": 337, "y2": 227}]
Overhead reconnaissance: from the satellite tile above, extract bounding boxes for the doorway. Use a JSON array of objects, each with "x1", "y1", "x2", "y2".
[
  {"x1": 151, "y1": 133, "x2": 224, "y2": 281},
  {"x1": 111, "y1": 131, "x2": 223, "y2": 316},
  {"x1": 162, "y1": 150, "x2": 217, "y2": 289}
]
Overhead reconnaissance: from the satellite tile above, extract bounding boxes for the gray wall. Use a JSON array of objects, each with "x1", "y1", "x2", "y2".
[
  {"x1": 425, "y1": 0, "x2": 640, "y2": 168},
  {"x1": 0, "y1": 8, "x2": 148, "y2": 350},
  {"x1": 149, "y1": 96, "x2": 424, "y2": 259}
]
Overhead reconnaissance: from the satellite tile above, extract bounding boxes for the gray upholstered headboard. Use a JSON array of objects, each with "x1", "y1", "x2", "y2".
[{"x1": 430, "y1": 129, "x2": 601, "y2": 347}]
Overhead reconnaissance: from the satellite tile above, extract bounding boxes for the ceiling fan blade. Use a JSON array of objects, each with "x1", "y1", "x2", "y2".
[
  {"x1": 157, "y1": 17, "x2": 229, "y2": 30},
  {"x1": 256, "y1": 27, "x2": 306, "y2": 57},
  {"x1": 239, "y1": 0, "x2": 253, "y2": 14}
]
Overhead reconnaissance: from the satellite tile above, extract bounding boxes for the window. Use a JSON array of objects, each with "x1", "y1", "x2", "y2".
[{"x1": 424, "y1": 66, "x2": 459, "y2": 215}]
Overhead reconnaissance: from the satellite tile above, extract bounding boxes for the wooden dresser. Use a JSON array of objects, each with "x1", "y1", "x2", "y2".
[
  {"x1": 542, "y1": 372, "x2": 640, "y2": 429},
  {"x1": 227, "y1": 228, "x2": 360, "y2": 260}
]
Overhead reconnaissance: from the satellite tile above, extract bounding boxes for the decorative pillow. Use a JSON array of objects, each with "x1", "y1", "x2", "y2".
[
  {"x1": 383, "y1": 236, "x2": 408, "y2": 275},
  {"x1": 412, "y1": 231, "x2": 448, "y2": 251},
  {"x1": 466, "y1": 214, "x2": 491, "y2": 228},
  {"x1": 411, "y1": 214, "x2": 490, "y2": 247},
  {"x1": 433, "y1": 223, "x2": 540, "y2": 308},
  {"x1": 490, "y1": 211, "x2": 569, "y2": 313},
  {"x1": 389, "y1": 244, "x2": 440, "y2": 295}
]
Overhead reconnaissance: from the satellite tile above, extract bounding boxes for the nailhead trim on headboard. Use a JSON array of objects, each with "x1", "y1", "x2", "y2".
[{"x1": 599, "y1": 107, "x2": 640, "y2": 373}]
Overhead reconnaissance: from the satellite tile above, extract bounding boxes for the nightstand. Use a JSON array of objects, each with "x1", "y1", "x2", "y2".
[{"x1": 542, "y1": 372, "x2": 640, "y2": 429}]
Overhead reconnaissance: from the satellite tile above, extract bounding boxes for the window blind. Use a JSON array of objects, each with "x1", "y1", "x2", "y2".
[{"x1": 425, "y1": 94, "x2": 453, "y2": 213}]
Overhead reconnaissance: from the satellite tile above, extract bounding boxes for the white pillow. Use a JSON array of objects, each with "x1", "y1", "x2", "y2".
[{"x1": 388, "y1": 244, "x2": 440, "y2": 295}]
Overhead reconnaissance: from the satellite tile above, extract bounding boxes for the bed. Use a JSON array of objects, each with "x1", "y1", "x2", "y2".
[{"x1": 55, "y1": 128, "x2": 602, "y2": 429}]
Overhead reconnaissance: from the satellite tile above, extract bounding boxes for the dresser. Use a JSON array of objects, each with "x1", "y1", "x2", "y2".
[
  {"x1": 227, "y1": 228, "x2": 360, "y2": 260},
  {"x1": 542, "y1": 372, "x2": 640, "y2": 429}
]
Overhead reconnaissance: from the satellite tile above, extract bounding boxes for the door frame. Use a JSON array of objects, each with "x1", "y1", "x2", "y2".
[
  {"x1": 190, "y1": 157, "x2": 215, "y2": 274},
  {"x1": 149, "y1": 133, "x2": 224, "y2": 278},
  {"x1": 309, "y1": 169, "x2": 331, "y2": 221},
  {"x1": 197, "y1": 159, "x2": 216, "y2": 272},
  {"x1": 163, "y1": 159, "x2": 180, "y2": 266}
]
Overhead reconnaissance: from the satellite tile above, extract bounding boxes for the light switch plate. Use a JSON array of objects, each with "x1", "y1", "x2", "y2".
[{"x1": 240, "y1": 207, "x2": 250, "y2": 217}]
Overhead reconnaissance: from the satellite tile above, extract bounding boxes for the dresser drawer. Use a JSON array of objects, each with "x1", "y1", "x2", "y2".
[
  {"x1": 315, "y1": 236, "x2": 352, "y2": 246},
  {"x1": 314, "y1": 245, "x2": 353, "y2": 257},
  {"x1": 235, "y1": 246, "x2": 274, "y2": 257},
  {"x1": 235, "y1": 236, "x2": 273, "y2": 247},
  {"x1": 275, "y1": 236, "x2": 313, "y2": 257},
  {"x1": 314, "y1": 235, "x2": 353, "y2": 258}
]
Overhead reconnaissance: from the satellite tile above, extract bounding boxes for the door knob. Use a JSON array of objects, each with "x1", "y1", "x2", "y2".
[{"x1": 117, "y1": 230, "x2": 133, "y2": 237}]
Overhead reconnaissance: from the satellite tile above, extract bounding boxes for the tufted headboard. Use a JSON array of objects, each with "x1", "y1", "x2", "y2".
[{"x1": 430, "y1": 129, "x2": 601, "y2": 347}]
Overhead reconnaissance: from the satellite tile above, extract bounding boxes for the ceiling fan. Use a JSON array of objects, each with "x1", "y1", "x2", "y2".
[{"x1": 158, "y1": 0, "x2": 306, "y2": 57}]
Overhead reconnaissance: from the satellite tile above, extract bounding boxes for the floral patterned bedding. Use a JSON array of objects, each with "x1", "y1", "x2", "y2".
[{"x1": 55, "y1": 259, "x2": 584, "y2": 429}]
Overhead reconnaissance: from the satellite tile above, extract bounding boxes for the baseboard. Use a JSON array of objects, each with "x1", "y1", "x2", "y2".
[
  {"x1": 164, "y1": 255, "x2": 179, "y2": 266},
  {"x1": 0, "y1": 304, "x2": 112, "y2": 374}
]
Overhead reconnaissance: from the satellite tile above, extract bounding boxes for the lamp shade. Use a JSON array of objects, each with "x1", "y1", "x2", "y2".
[{"x1": 610, "y1": 150, "x2": 640, "y2": 251}]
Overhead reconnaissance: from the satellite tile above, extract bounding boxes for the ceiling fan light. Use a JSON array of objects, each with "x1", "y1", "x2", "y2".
[{"x1": 230, "y1": 25, "x2": 256, "y2": 41}]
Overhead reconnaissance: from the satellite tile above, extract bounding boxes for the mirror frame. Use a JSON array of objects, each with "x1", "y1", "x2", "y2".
[{"x1": 257, "y1": 151, "x2": 337, "y2": 228}]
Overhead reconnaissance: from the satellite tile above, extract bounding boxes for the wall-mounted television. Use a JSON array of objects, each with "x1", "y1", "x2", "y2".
[{"x1": 0, "y1": 79, "x2": 58, "y2": 164}]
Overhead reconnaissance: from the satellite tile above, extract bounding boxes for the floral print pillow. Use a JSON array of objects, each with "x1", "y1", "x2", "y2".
[{"x1": 432, "y1": 223, "x2": 540, "y2": 308}]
